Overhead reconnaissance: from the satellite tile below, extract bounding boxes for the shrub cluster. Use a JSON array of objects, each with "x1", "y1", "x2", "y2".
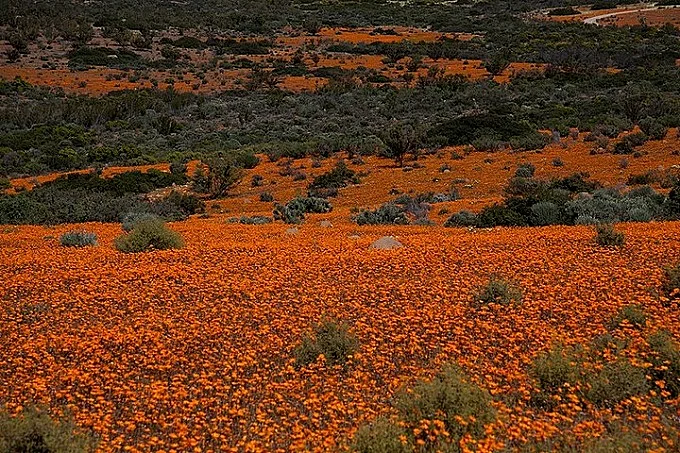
[
  {"x1": 445, "y1": 172, "x2": 678, "y2": 229},
  {"x1": 273, "y1": 196, "x2": 332, "y2": 224},
  {"x1": 60, "y1": 230, "x2": 98, "y2": 247}
]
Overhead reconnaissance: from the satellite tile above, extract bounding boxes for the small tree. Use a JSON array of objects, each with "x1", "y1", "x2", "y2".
[
  {"x1": 382, "y1": 122, "x2": 422, "y2": 167},
  {"x1": 193, "y1": 158, "x2": 243, "y2": 199}
]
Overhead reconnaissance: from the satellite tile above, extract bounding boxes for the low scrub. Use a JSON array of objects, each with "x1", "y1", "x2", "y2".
[
  {"x1": 595, "y1": 223, "x2": 625, "y2": 247},
  {"x1": 308, "y1": 160, "x2": 359, "y2": 197},
  {"x1": 294, "y1": 319, "x2": 359, "y2": 367},
  {"x1": 60, "y1": 230, "x2": 98, "y2": 247},
  {"x1": 608, "y1": 304, "x2": 646, "y2": 330},
  {"x1": 531, "y1": 344, "x2": 581, "y2": 394},
  {"x1": 273, "y1": 196, "x2": 332, "y2": 224},
  {"x1": 444, "y1": 210, "x2": 477, "y2": 227},
  {"x1": 585, "y1": 359, "x2": 649, "y2": 407},
  {"x1": 114, "y1": 219, "x2": 184, "y2": 253},
  {"x1": 354, "y1": 202, "x2": 410, "y2": 226},
  {"x1": 647, "y1": 330, "x2": 680, "y2": 397}
]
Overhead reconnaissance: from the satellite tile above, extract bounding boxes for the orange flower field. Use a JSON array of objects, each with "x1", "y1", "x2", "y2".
[{"x1": 1, "y1": 217, "x2": 679, "y2": 451}]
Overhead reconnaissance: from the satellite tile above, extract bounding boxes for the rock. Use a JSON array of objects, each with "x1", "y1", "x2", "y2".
[
  {"x1": 369, "y1": 236, "x2": 403, "y2": 250},
  {"x1": 285, "y1": 227, "x2": 299, "y2": 235},
  {"x1": 319, "y1": 220, "x2": 332, "y2": 228}
]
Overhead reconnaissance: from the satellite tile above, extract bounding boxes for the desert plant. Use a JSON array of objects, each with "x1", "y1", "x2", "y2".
[
  {"x1": 121, "y1": 212, "x2": 161, "y2": 232},
  {"x1": 0, "y1": 406, "x2": 97, "y2": 452},
  {"x1": 273, "y1": 196, "x2": 332, "y2": 224},
  {"x1": 473, "y1": 275, "x2": 522, "y2": 305},
  {"x1": 350, "y1": 418, "x2": 408, "y2": 453},
  {"x1": 595, "y1": 223, "x2": 625, "y2": 247},
  {"x1": 114, "y1": 219, "x2": 184, "y2": 253},
  {"x1": 294, "y1": 318, "x2": 359, "y2": 367},
  {"x1": 608, "y1": 304, "x2": 646, "y2": 330},
  {"x1": 444, "y1": 210, "x2": 477, "y2": 227},
  {"x1": 647, "y1": 330, "x2": 680, "y2": 397},
  {"x1": 308, "y1": 160, "x2": 359, "y2": 196},
  {"x1": 515, "y1": 163, "x2": 536, "y2": 178},
  {"x1": 259, "y1": 191, "x2": 274, "y2": 202},
  {"x1": 394, "y1": 365, "x2": 496, "y2": 443},
  {"x1": 238, "y1": 215, "x2": 272, "y2": 225},
  {"x1": 531, "y1": 344, "x2": 580, "y2": 394},
  {"x1": 354, "y1": 203, "x2": 409, "y2": 226},
  {"x1": 661, "y1": 262, "x2": 680, "y2": 300},
  {"x1": 59, "y1": 230, "x2": 97, "y2": 247},
  {"x1": 585, "y1": 359, "x2": 649, "y2": 407}
]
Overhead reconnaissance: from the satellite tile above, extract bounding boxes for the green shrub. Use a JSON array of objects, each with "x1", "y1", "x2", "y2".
[
  {"x1": 114, "y1": 219, "x2": 184, "y2": 253},
  {"x1": 473, "y1": 275, "x2": 522, "y2": 305},
  {"x1": 308, "y1": 160, "x2": 359, "y2": 196},
  {"x1": 531, "y1": 344, "x2": 580, "y2": 394},
  {"x1": 354, "y1": 203, "x2": 409, "y2": 226},
  {"x1": 515, "y1": 163, "x2": 536, "y2": 178},
  {"x1": 294, "y1": 319, "x2": 359, "y2": 367},
  {"x1": 639, "y1": 117, "x2": 668, "y2": 140},
  {"x1": 394, "y1": 365, "x2": 496, "y2": 442},
  {"x1": 475, "y1": 204, "x2": 526, "y2": 228},
  {"x1": 0, "y1": 406, "x2": 97, "y2": 452},
  {"x1": 259, "y1": 191, "x2": 274, "y2": 202},
  {"x1": 59, "y1": 230, "x2": 98, "y2": 247},
  {"x1": 350, "y1": 418, "x2": 408, "y2": 453},
  {"x1": 608, "y1": 304, "x2": 646, "y2": 330},
  {"x1": 647, "y1": 330, "x2": 680, "y2": 397},
  {"x1": 585, "y1": 359, "x2": 649, "y2": 407},
  {"x1": 444, "y1": 210, "x2": 477, "y2": 227},
  {"x1": 595, "y1": 223, "x2": 625, "y2": 247}
]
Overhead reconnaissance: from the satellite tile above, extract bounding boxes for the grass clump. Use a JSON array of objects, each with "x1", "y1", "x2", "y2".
[
  {"x1": 0, "y1": 406, "x2": 97, "y2": 452},
  {"x1": 595, "y1": 223, "x2": 625, "y2": 247},
  {"x1": 59, "y1": 231, "x2": 97, "y2": 247},
  {"x1": 473, "y1": 275, "x2": 522, "y2": 306},
  {"x1": 114, "y1": 218, "x2": 184, "y2": 253},
  {"x1": 608, "y1": 304, "x2": 646, "y2": 330},
  {"x1": 294, "y1": 318, "x2": 359, "y2": 368}
]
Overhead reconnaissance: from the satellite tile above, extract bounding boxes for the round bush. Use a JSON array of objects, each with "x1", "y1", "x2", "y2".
[{"x1": 114, "y1": 219, "x2": 184, "y2": 253}]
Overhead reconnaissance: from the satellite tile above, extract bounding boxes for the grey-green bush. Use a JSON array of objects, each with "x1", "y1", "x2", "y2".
[
  {"x1": 121, "y1": 212, "x2": 162, "y2": 232},
  {"x1": 444, "y1": 210, "x2": 477, "y2": 227},
  {"x1": 60, "y1": 230, "x2": 97, "y2": 247}
]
